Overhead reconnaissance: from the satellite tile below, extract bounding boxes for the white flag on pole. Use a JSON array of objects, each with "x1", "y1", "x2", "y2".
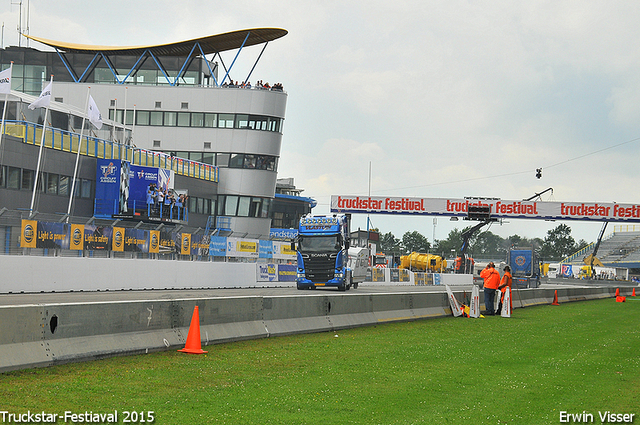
[
  {"x1": 0, "y1": 67, "x2": 11, "y2": 94},
  {"x1": 87, "y1": 95, "x2": 103, "y2": 129},
  {"x1": 28, "y1": 79, "x2": 52, "y2": 110}
]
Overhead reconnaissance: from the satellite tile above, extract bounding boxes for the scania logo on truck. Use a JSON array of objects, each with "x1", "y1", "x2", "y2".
[{"x1": 310, "y1": 253, "x2": 328, "y2": 257}]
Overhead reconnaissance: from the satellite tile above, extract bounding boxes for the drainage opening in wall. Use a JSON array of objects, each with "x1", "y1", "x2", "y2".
[{"x1": 50, "y1": 315, "x2": 58, "y2": 334}]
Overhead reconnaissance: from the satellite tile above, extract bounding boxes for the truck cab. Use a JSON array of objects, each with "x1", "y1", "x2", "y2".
[{"x1": 293, "y1": 214, "x2": 356, "y2": 291}]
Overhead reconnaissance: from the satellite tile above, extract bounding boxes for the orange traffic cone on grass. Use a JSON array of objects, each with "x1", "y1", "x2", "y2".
[
  {"x1": 178, "y1": 306, "x2": 208, "y2": 354},
  {"x1": 551, "y1": 290, "x2": 560, "y2": 306},
  {"x1": 633, "y1": 288, "x2": 636, "y2": 297},
  {"x1": 615, "y1": 288, "x2": 620, "y2": 297}
]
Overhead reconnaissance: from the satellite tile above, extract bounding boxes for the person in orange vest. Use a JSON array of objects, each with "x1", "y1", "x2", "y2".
[
  {"x1": 497, "y1": 265, "x2": 512, "y2": 315},
  {"x1": 480, "y1": 262, "x2": 500, "y2": 315}
]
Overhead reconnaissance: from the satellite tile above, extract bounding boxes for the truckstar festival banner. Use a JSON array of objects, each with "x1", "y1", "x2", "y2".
[{"x1": 331, "y1": 195, "x2": 640, "y2": 223}]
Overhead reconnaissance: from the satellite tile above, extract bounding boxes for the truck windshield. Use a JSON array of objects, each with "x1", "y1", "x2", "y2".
[{"x1": 298, "y1": 235, "x2": 340, "y2": 253}]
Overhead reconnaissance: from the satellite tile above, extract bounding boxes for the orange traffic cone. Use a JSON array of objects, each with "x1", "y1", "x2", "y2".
[
  {"x1": 552, "y1": 290, "x2": 560, "y2": 306},
  {"x1": 178, "y1": 306, "x2": 208, "y2": 354},
  {"x1": 633, "y1": 288, "x2": 636, "y2": 297},
  {"x1": 615, "y1": 288, "x2": 620, "y2": 297},
  {"x1": 616, "y1": 296, "x2": 626, "y2": 303}
]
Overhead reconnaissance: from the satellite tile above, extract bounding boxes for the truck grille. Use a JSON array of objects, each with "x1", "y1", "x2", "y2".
[{"x1": 303, "y1": 254, "x2": 336, "y2": 282}]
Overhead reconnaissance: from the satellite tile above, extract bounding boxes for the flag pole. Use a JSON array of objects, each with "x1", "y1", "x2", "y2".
[
  {"x1": 67, "y1": 87, "x2": 91, "y2": 217},
  {"x1": 30, "y1": 74, "x2": 53, "y2": 214}
]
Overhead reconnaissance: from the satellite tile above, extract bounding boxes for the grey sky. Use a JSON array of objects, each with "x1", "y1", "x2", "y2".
[{"x1": 3, "y1": 1, "x2": 640, "y2": 245}]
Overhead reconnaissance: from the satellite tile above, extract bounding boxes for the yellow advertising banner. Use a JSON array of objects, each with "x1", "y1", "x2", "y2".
[
  {"x1": 181, "y1": 233, "x2": 191, "y2": 255},
  {"x1": 238, "y1": 240, "x2": 258, "y2": 253},
  {"x1": 280, "y1": 244, "x2": 295, "y2": 256},
  {"x1": 112, "y1": 227, "x2": 125, "y2": 252},
  {"x1": 149, "y1": 230, "x2": 160, "y2": 254},
  {"x1": 20, "y1": 219, "x2": 37, "y2": 248},
  {"x1": 70, "y1": 224, "x2": 84, "y2": 250}
]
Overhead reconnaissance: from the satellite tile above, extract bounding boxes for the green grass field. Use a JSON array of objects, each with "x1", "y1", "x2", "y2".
[{"x1": 1, "y1": 297, "x2": 639, "y2": 424}]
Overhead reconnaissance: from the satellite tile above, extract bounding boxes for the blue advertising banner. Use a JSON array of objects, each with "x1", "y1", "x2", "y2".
[
  {"x1": 277, "y1": 264, "x2": 297, "y2": 282},
  {"x1": 129, "y1": 164, "x2": 158, "y2": 209},
  {"x1": 209, "y1": 236, "x2": 227, "y2": 257},
  {"x1": 269, "y1": 228, "x2": 297, "y2": 239},
  {"x1": 95, "y1": 159, "x2": 122, "y2": 216},
  {"x1": 259, "y1": 240, "x2": 273, "y2": 259}
]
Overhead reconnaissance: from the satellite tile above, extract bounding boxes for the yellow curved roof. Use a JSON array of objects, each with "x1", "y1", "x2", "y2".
[{"x1": 25, "y1": 28, "x2": 287, "y2": 56}]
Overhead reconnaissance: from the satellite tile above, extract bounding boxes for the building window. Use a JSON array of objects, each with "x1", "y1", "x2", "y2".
[
  {"x1": 203, "y1": 142, "x2": 211, "y2": 150},
  {"x1": 136, "y1": 111, "x2": 149, "y2": 126},
  {"x1": 164, "y1": 111, "x2": 177, "y2": 126},
  {"x1": 153, "y1": 140, "x2": 161, "y2": 148},
  {"x1": 177, "y1": 112, "x2": 190, "y2": 127},
  {"x1": 218, "y1": 114, "x2": 234, "y2": 128},
  {"x1": 181, "y1": 102, "x2": 189, "y2": 109},
  {"x1": 155, "y1": 101, "x2": 162, "y2": 108},
  {"x1": 59, "y1": 175, "x2": 70, "y2": 196},
  {"x1": 21, "y1": 169, "x2": 34, "y2": 191},
  {"x1": 7, "y1": 167, "x2": 20, "y2": 189},
  {"x1": 150, "y1": 111, "x2": 163, "y2": 126},
  {"x1": 229, "y1": 154, "x2": 243, "y2": 168},
  {"x1": 224, "y1": 196, "x2": 238, "y2": 216},
  {"x1": 46, "y1": 173, "x2": 59, "y2": 195},
  {"x1": 204, "y1": 113, "x2": 217, "y2": 128}
]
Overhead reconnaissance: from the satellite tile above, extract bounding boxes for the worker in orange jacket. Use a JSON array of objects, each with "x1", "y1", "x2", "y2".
[
  {"x1": 480, "y1": 262, "x2": 500, "y2": 315},
  {"x1": 497, "y1": 265, "x2": 513, "y2": 315}
]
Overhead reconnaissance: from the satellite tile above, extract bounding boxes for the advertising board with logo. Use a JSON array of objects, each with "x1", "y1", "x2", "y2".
[{"x1": 257, "y1": 263, "x2": 278, "y2": 282}]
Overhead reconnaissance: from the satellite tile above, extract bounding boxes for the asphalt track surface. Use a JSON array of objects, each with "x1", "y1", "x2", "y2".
[{"x1": 0, "y1": 279, "x2": 632, "y2": 307}]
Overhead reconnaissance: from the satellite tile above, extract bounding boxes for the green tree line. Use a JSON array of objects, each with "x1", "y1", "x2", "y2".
[{"x1": 376, "y1": 223, "x2": 589, "y2": 262}]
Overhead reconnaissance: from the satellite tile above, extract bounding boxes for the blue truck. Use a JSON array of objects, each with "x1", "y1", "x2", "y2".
[{"x1": 292, "y1": 214, "x2": 362, "y2": 291}]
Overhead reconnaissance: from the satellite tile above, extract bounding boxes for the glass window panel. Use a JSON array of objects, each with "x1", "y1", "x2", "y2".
[
  {"x1": 225, "y1": 195, "x2": 238, "y2": 216},
  {"x1": 189, "y1": 197, "x2": 197, "y2": 212},
  {"x1": 136, "y1": 110, "x2": 149, "y2": 126},
  {"x1": 235, "y1": 114, "x2": 249, "y2": 129},
  {"x1": 191, "y1": 112, "x2": 204, "y2": 127},
  {"x1": 59, "y1": 175, "x2": 70, "y2": 196},
  {"x1": 0, "y1": 165, "x2": 5, "y2": 187},
  {"x1": 177, "y1": 112, "x2": 190, "y2": 127},
  {"x1": 250, "y1": 198, "x2": 262, "y2": 217},
  {"x1": 261, "y1": 198, "x2": 271, "y2": 218},
  {"x1": 229, "y1": 154, "x2": 243, "y2": 168},
  {"x1": 219, "y1": 114, "x2": 234, "y2": 128},
  {"x1": 202, "y1": 152, "x2": 214, "y2": 165},
  {"x1": 47, "y1": 173, "x2": 59, "y2": 194},
  {"x1": 21, "y1": 169, "x2": 34, "y2": 191},
  {"x1": 164, "y1": 111, "x2": 177, "y2": 126},
  {"x1": 81, "y1": 179, "x2": 92, "y2": 198},
  {"x1": 243, "y1": 154, "x2": 256, "y2": 169},
  {"x1": 237, "y1": 197, "x2": 250, "y2": 217},
  {"x1": 189, "y1": 152, "x2": 202, "y2": 162},
  {"x1": 210, "y1": 198, "x2": 217, "y2": 216},
  {"x1": 217, "y1": 195, "x2": 225, "y2": 215},
  {"x1": 197, "y1": 197, "x2": 204, "y2": 214},
  {"x1": 203, "y1": 198, "x2": 210, "y2": 215},
  {"x1": 150, "y1": 111, "x2": 163, "y2": 126},
  {"x1": 204, "y1": 113, "x2": 217, "y2": 128},
  {"x1": 125, "y1": 110, "x2": 135, "y2": 125},
  {"x1": 175, "y1": 151, "x2": 189, "y2": 160},
  {"x1": 7, "y1": 167, "x2": 20, "y2": 189},
  {"x1": 216, "y1": 153, "x2": 229, "y2": 167}
]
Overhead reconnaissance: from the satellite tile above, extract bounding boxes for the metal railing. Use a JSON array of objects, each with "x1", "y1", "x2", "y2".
[{"x1": 3, "y1": 120, "x2": 219, "y2": 183}]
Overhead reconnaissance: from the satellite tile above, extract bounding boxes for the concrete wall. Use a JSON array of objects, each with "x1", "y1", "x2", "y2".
[{"x1": 0, "y1": 285, "x2": 620, "y2": 373}]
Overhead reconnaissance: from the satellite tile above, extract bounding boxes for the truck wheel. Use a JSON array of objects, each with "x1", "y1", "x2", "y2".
[{"x1": 354, "y1": 282, "x2": 359, "y2": 289}]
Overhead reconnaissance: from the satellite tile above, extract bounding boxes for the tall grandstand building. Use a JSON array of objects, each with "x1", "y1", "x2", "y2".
[{"x1": 0, "y1": 28, "x2": 294, "y2": 237}]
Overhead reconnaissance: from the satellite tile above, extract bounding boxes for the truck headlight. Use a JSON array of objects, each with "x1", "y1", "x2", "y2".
[
  {"x1": 297, "y1": 273, "x2": 305, "y2": 278},
  {"x1": 335, "y1": 272, "x2": 344, "y2": 278}
]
